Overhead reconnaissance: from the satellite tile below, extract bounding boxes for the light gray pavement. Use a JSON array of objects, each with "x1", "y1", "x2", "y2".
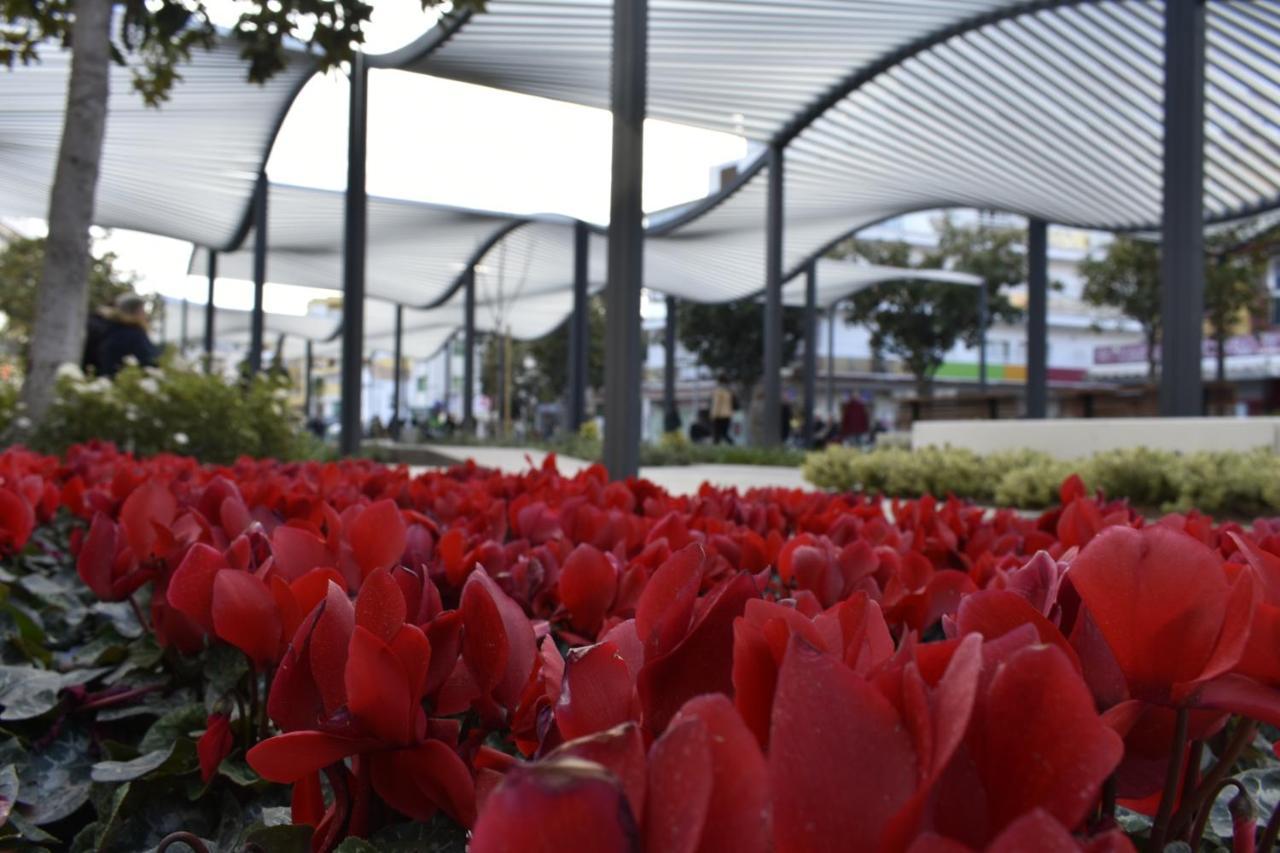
[{"x1": 418, "y1": 445, "x2": 809, "y2": 496}]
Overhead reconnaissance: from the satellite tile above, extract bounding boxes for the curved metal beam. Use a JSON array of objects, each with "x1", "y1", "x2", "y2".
[
  {"x1": 646, "y1": 153, "x2": 768, "y2": 237},
  {"x1": 222, "y1": 10, "x2": 475, "y2": 253},
  {"x1": 220, "y1": 54, "x2": 322, "y2": 253},
  {"x1": 769, "y1": 0, "x2": 1096, "y2": 149},
  {"x1": 367, "y1": 8, "x2": 475, "y2": 69},
  {"x1": 782, "y1": 193, "x2": 1280, "y2": 284},
  {"x1": 415, "y1": 217, "x2": 532, "y2": 310}
]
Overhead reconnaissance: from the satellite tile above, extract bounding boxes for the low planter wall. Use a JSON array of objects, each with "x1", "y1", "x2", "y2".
[{"x1": 912, "y1": 416, "x2": 1280, "y2": 459}]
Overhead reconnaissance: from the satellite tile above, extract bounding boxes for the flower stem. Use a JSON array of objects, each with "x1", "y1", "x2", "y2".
[
  {"x1": 1189, "y1": 778, "x2": 1244, "y2": 850},
  {"x1": 1258, "y1": 799, "x2": 1280, "y2": 852},
  {"x1": 1172, "y1": 718, "x2": 1259, "y2": 838},
  {"x1": 1149, "y1": 705, "x2": 1190, "y2": 853}
]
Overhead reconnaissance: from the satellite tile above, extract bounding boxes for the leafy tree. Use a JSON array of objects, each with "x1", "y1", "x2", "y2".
[
  {"x1": 1205, "y1": 231, "x2": 1269, "y2": 385},
  {"x1": 0, "y1": 235, "x2": 138, "y2": 360},
  {"x1": 1, "y1": 0, "x2": 483, "y2": 423},
  {"x1": 840, "y1": 214, "x2": 1026, "y2": 396},
  {"x1": 1079, "y1": 236, "x2": 1162, "y2": 381},
  {"x1": 677, "y1": 299, "x2": 805, "y2": 403},
  {"x1": 524, "y1": 295, "x2": 606, "y2": 401}
]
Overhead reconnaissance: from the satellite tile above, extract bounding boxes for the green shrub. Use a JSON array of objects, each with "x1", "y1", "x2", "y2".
[
  {"x1": 804, "y1": 442, "x2": 1280, "y2": 518},
  {"x1": 6, "y1": 362, "x2": 321, "y2": 464},
  {"x1": 0, "y1": 374, "x2": 18, "y2": 436}
]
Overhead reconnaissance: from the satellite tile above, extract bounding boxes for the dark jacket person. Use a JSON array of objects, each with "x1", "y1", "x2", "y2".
[{"x1": 83, "y1": 294, "x2": 159, "y2": 377}]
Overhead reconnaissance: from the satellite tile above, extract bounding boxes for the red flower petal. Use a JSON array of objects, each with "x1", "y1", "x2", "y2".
[
  {"x1": 462, "y1": 569, "x2": 537, "y2": 709},
  {"x1": 247, "y1": 730, "x2": 371, "y2": 783},
  {"x1": 667, "y1": 694, "x2": 770, "y2": 853},
  {"x1": 197, "y1": 713, "x2": 234, "y2": 783},
  {"x1": 1071, "y1": 525, "x2": 1244, "y2": 701},
  {"x1": 559, "y1": 544, "x2": 619, "y2": 636},
  {"x1": 547, "y1": 723, "x2": 647, "y2": 822},
  {"x1": 770, "y1": 636, "x2": 917, "y2": 853},
  {"x1": 471, "y1": 759, "x2": 638, "y2": 853},
  {"x1": 345, "y1": 625, "x2": 415, "y2": 745},
  {"x1": 168, "y1": 542, "x2": 228, "y2": 633},
  {"x1": 271, "y1": 525, "x2": 334, "y2": 581},
  {"x1": 554, "y1": 642, "x2": 639, "y2": 741},
  {"x1": 0, "y1": 487, "x2": 34, "y2": 553},
  {"x1": 119, "y1": 480, "x2": 176, "y2": 560},
  {"x1": 636, "y1": 543, "x2": 704, "y2": 660},
  {"x1": 354, "y1": 566, "x2": 408, "y2": 644},
  {"x1": 645, "y1": 717, "x2": 713, "y2": 853},
  {"x1": 211, "y1": 570, "x2": 281, "y2": 669},
  {"x1": 638, "y1": 572, "x2": 755, "y2": 734},
  {"x1": 976, "y1": 644, "x2": 1123, "y2": 837},
  {"x1": 310, "y1": 581, "x2": 355, "y2": 716},
  {"x1": 349, "y1": 498, "x2": 407, "y2": 579},
  {"x1": 76, "y1": 512, "x2": 118, "y2": 601}
]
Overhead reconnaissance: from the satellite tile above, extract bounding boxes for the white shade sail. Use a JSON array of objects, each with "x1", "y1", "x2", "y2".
[
  {"x1": 781, "y1": 260, "x2": 983, "y2": 309},
  {"x1": 0, "y1": 35, "x2": 311, "y2": 249},
  {"x1": 2, "y1": 1, "x2": 1278, "y2": 349},
  {"x1": 187, "y1": 184, "x2": 524, "y2": 306}
]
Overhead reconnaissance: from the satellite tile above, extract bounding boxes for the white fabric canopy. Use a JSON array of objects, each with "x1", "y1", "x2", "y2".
[
  {"x1": 0, "y1": 34, "x2": 310, "y2": 249},
  {"x1": 781, "y1": 260, "x2": 982, "y2": 309}
]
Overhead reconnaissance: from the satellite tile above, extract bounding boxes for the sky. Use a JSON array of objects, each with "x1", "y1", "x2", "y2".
[{"x1": 6, "y1": 1, "x2": 750, "y2": 316}]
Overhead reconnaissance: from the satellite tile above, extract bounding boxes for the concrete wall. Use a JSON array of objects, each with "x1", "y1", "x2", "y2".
[{"x1": 912, "y1": 417, "x2": 1280, "y2": 459}]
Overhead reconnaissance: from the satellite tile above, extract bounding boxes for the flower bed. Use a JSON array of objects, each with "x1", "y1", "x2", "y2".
[{"x1": 2, "y1": 443, "x2": 1280, "y2": 851}]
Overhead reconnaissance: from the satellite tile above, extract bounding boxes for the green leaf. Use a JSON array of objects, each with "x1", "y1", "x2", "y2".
[
  {"x1": 218, "y1": 756, "x2": 262, "y2": 788},
  {"x1": 16, "y1": 725, "x2": 93, "y2": 825},
  {"x1": 0, "y1": 763, "x2": 17, "y2": 825},
  {"x1": 0, "y1": 665, "x2": 109, "y2": 721},
  {"x1": 90, "y1": 602, "x2": 145, "y2": 640},
  {"x1": 367, "y1": 817, "x2": 470, "y2": 853},
  {"x1": 203, "y1": 644, "x2": 249, "y2": 699},
  {"x1": 92, "y1": 782, "x2": 132, "y2": 851},
  {"x1": 104, "y1": 637, "x2": 164, "y2": 685},
  {"x1": 333, "y1": 840, "x2": 380, "y2": 853},
  {"x1": 242, "y1": 824, "x2": 314, "y2": 853},
  {"x1": 5, "y1": 811, "x2": 60, "y2": 844},
  {"x1": 139, "y1": 704, "x2": 205, "y2": 754},
  {"x1": 91, "y1": 746, "x2": 175, "y2": 783}
]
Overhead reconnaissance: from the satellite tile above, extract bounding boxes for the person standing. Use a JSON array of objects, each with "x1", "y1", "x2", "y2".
[
  {"x1": 840, "y1": 391, "x2": 870, "y2": 445},
  {"x1": 710, "y1": 376, "x2": 735, "y2": 445},
  {"x1": 83, "y1": 294, "x2": 159, "y2": 377}
]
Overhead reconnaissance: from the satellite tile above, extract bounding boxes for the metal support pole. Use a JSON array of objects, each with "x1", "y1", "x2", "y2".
[
  {"x1": 392, "y1": 304, "x2": 403, "y2": 439},
  {"x1": 339, "y1": 52, "x2": 368, "y2": 456},
  {"x1": 603, "y1": 0, "x2": 647, "y2": 479},
  {"x1": 463, "y1": 268, "x2": 476, "y2": 432},
  {"x1": 1160, "y1": 0, "x2": 1206, "y2": 416},
  {"x1": 803, "y1": 262, "x2": 817, "y2": 446},
  {"x1": 304, "y1": 339, "x2": 314, "y2": 418},
  {"x1": 828, "y1": 302, "x2": 837, "y2": 421},
  {"x1": 204, "y1": 251, "x2": 216, "y2": 372},
  {"x1": 249, "y1": 173, "x2": 267, "y2": 375},
  {"x1": 569, "y1": 220, "x2": 590, "y2": 433},
  {"x1": 763, "y1": 143, "x2": 784, "y2": 447},
  {"x1": 443, "y1": 331, "x2": 453, "y2": 416},
  {"x1": 663, "y1": 295, "x2": 678, "y2": 432},
  {"x1": 1026, "y1": 218, "x2": 1048, "y2": 418},
  {"x1": 977, "y1": 282, "x2": 988, "y2": 391},
  {"x1": 179, "y1": 298, "x2": 189, "y2": 352}
]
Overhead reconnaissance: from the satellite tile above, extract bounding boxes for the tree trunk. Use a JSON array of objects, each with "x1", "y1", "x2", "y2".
[
  {"x1": 23, "y1": 0, "x2": 113, "y2": 423},
  {"x1": 1215, "y1": 329, "x2": 1226, "y2": 384},
  {"x1": 1215, "y1": 328, "x2": 1227, "y2": 416},
  {"x1": 1146, "y1": 328, "x2": 1159, "y2": 385}
]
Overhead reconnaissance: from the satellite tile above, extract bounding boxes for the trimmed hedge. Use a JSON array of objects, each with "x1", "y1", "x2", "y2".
[{"x1": 803, "y1": 444, "x2": 1280, "y2": 518}]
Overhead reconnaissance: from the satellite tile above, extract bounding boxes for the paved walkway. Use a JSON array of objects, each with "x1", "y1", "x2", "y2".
[{"x1": 420, "y1": 445, "x2": 809, "y2": 496}]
